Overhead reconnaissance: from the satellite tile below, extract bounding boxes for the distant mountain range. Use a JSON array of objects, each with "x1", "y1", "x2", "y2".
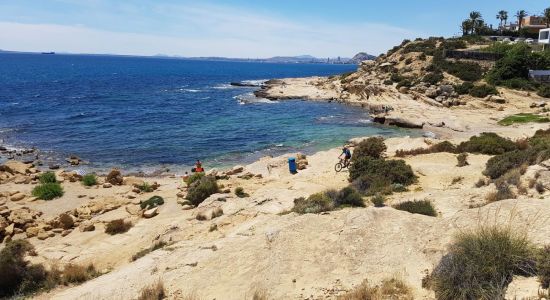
[{"x1": 0, "y1": 49, "x2": 376, "y2": 65}]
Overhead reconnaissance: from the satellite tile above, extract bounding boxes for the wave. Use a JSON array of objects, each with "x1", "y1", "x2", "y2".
[
  {"x1": 212, "y1": 83, "x2": 235, "y2": 90},
  {"x1": 240, "y1": 79, "x2": 268, "y2": 87},
  {"x1": 184, "y1": 89, "x2": 201, "y2": 93},
  {"x1": 233, "y1": 93, "x2": 278, "y2": 105}
]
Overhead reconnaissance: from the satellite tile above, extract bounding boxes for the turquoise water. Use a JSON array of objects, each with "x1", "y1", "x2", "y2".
[{"x1": 0, "y1": 53, "x2": 416, "y2": 172}]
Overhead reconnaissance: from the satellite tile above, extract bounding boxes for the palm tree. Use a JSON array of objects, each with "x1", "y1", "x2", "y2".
[
  {"x1": 461, "y1": 19, "x2": 474, "y2": 35},
  {"x1": 469, "y1": 11, "x2": 483, "y2": 35},
  {"x1": 544, "y1": 7, "x2": 550, "y2": 28},
  {"x1": 516, "y1": 10, "x2": 528, "y2": 30},
  {"x1": 496, "y1": 10, "x2": 508, "y2": 33}
]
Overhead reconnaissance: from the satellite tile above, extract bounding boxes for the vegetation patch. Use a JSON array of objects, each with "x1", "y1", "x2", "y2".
[
  {"x1": 137, "y1": 280, "x2": 166, "y2": 300},
  {"x1": 498, "y1": 113, "x2": 550, "y2": 126},
  {"x1": 234, "y1": 187, "x2": 249, "y2": 198},
  {"x1": 62, "y1": 264, "x2": 99, "y2": 284},
  {"x1": 105, "y1": 219, "x2": 133, "y2": 235},
  {"x1": 337, "y1": 278, "x2": 413, "y2": 300},
  {"x1": 428, "y1": 226, "x2": 535, "y2": 300},
  {"x1": 537, "y1": 85, "x2": 550, "y2": 98},
  {"x1": 395, "y1": 141, "x2": 456, "y2": 157},
  {"x1": 131, "y1": 241, "x2": 168, "y2": 261},
  {"x1": 457, "y1": 132, "x2": 517, "y2": 155},
  {"x1": 81, "y1": 174, "x2": 97, "y2": 186},
  {"x1": 456, "y1": 153, "x2": 469, "y2": 167},
  {"x1": 32, "y1": 182, "x2": 64, "y2": 200},
  {"x1": 140, "y1": 196, "x2": 165, "y2": 210},
  {"x1": 393, "y1": 200, "x2": 437, "y2": 217},
  {"x1": 537, "y1": 246, "x2": 550, "y2": 289},
  {"x1": 292, "y1": 187, "x2": 364, "y2": 214},
  {"x1": 186, "y1": 175, "x2": 219, "y2": 206},
  {"x1": 39, "y1": 172, "x2": 57, "y2": 184},
  {"x1": 371, "y1": 194, "x2": 386, "y2": 208},
  {"x1": 350, "y1": 157, "x2": 416, "y2": 196},
  {"x1": 468, "y1": 84, "x2": 498, "y2": 98},
  {"x1": 137, "y1": 182, "x2": 154, "y2": 193}
]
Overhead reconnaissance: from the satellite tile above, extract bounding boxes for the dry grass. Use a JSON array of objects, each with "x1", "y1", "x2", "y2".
[
  {"x1": 104, "y1": 219, "x2": 133, "y2": 235},
  {"x1": 131, "y1": 241, "x2": 168, "y2": 261},
  {"x1": 62, "y1": 263, "x2": 98, "y2": 284},
  {"x1": 451, "y1": 176, "x2": 464, "y2": 185},
  {"x1": 211, "y1": 207, "x2": 223, "y2": 219},
  {"x1": 138, "y1": 280, "x2": 166, "y2": 300},
  {"x1": 337, "y1": 278, "x2": 413, "y2": 300},
  {"x1": 246, "y1": 287, "x2": 269, "y2": 300}
]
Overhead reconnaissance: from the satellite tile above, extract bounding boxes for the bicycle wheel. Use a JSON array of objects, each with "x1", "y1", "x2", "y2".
[{"x1": 335, "y1": 163, "x2": 343, "y2": 172}]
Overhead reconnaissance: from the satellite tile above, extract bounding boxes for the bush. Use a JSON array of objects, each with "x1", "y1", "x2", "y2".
[
  {"x1": 469, "y1": 84, "x2": 498, "y2": 98},
  {"x1": 337, "y1": 278, "x2": 413, "y2": 300},
  {"x1": 81, "y1": 174, "x2": 97, "y2": 186},
  {"x1": 430, "y1": 226, "x2": 535, "y2": 300},
  {"x1": 0, "y1": 240, "x2": 50, "y2": 297},
  {"x1": 454, "y1": 82, "x2": 474, "y2": 95},
  {"x1": 393, "y1": 200, "x2": 437, "y2": 217},
  {"x1": 537, "y1": 246, "x2": 550, "y2": 289},
  {"x1": 458, "y1": 133, "x2": 517, "y2": 155},
  {"x1": 352, "y1": 137, "x2": 387, "y2": 160},
  {"x1": 140, "y1": 196, "x2": 164, "y2": 210},
  {"x1": 423, "y1": 72, "x2": 444, "y2": 85},
  {"x1": 395, "y1": 141, "x2": 457, "y2": 157},
  {"x1": 32, "y1": 183, "x2": 64, "y2": 200},
  {"x1": 350, "y1": 157, "x2": 416, "y2": 185},
  {"x1": 138, "y1": 280, "x2": 166, "y2": 300},
  {"x1": 137, "y1": 182, "x2": 154, "y2": 193},
  {"x1": 538, "y1": 85, "x2": 550, "y2": 98},
  {"x1": 39, "y1": 172, "x2": 57, "y2": 184},
  {"x1": 292, "y1": 193, "x2": 334, "y2": 214},
  {"x1": 235, "y1": 187, "x2": 249, "y2": 198},
  {"x1": 185, "y1": 172, "x2": 204, "y2": 185},
  {"x1": 441, "y1": 61, "x2": 483, "y2": 82},
  {"x1": 131, "y1": 241, "x2": 167, "y2": 261},
  {"x1": 404, "y1": 58, "x2": 413, "y2": 65},
  {"x1": 186, "y1": 176, "x2": 219, "y2": 206},
  {"x1": 330, "y1": 187, "x2": 365, "y2": 207},
  {"x1": 484, "y1": 146, "x2": 550, "y2": 179},
  {"x1": 383, "y1": 79, "x2": 393, "y2": 85},
  {"x1": 62, "y1": 264, "x2": 98, "y2": 284},
  {"x1": 485, "y1": 181, "x2": 515, "y2": 202},
  {"x1": 456, "y1": 153, "x2": 469, "y2": 167},
  {"x1": 371, "y1": 194, "x2": 386, "y2": 207},
  {"x1": 396, "y1": 80, "x2": 412, "y2": 89},
  {"x1": 105, "y1": 219, "x2": 133, "y2": 235},
  {"x1": 498, "y1": 113, "x2": 550, "y2": 126}
]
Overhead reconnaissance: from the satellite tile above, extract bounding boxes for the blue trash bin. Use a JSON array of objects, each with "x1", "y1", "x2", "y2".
[{"x1": 288, "y1": 157, "x2": 297, "y2": 174}]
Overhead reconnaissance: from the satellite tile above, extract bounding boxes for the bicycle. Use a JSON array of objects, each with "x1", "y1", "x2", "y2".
[{"x1": 334, "y1": 158, "x2": 350, "y2": 172}]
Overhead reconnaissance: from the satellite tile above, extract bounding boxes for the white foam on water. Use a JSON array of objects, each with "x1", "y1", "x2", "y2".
[
  {"x1": 184, "y1": 89, "x2": 201, "y2": 93},
  {"x1": 234, "y1": 93, "x2": 278, "y2": 104}
]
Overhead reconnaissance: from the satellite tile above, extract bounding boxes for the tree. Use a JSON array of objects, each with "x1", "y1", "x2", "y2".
[
  {"x1": 496, "y1": 10, "x2": 508, "y2": 34},
  {"x1": 516, "y1": 10, "x2": 528, "y2": 30},
  {"x1": 544, "y1": 7, "x2": 550, "y2": 28},
  {"x1": 461, "y1": 19, "x2": 474, "y2": 36},
  {"x1": 469, "y1": 11, "x2": 484, "y2": 35}
]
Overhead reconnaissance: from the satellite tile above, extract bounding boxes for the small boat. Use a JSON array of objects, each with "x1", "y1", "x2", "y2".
[{"x1": 41, "y1": 52, "x2": 55, "y2": 55}]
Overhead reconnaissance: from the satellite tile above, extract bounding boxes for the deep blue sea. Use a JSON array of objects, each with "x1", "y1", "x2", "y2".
[{"x1": 0, "y1": 53, "x2": 415, "y2": 173}]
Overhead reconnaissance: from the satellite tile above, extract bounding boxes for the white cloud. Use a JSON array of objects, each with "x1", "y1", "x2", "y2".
[{"x1": 0, "y1": 3, "x2": 425, "y2": 57}]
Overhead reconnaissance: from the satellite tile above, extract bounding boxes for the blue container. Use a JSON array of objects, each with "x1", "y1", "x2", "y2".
[{"x1": 288, "y1": 157, "x2": 297, "y2": 174}]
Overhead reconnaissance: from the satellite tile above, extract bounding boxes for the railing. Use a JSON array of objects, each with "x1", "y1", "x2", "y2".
[{"x1": 444, "y1": 50, "x2": 503, "y2": 61}]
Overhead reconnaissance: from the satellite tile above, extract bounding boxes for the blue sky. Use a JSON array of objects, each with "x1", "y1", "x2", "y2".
[{"x1": 0, "y1": 0, "x2": 548, "y2": 57}]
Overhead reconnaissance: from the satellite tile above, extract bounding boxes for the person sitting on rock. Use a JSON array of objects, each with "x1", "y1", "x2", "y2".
[
  {"x1": 339, "y1": 146, "x2": 352, "y2": 166},
  {"x1": 194, "y1": 160, "x2": 204, "y2": 173}
]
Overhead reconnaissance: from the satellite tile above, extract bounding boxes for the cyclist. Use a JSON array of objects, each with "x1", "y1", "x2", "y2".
[{"x1": 339, "y1": 146, "x2": 352, "y2": 166}]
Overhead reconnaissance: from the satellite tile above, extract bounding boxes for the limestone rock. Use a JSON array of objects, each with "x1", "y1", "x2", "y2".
[
  {"x1": 61, "y1": 229, "x2": 71, "y2": 237},
  {"x1": 58, "y1": 213, "x2": 75, "y2": 229},
  {"x1": 37, "y1": 231, "x2": 50, "y2": 240},
  {"x1": 143, "y1": 207, "x2": 159, "y2": 218},
  {"x1": 181, "y1": 205, "x2": 194, "y2": 210},
  {"x1": 5, "y1": 223, "x2": 14, "y2": 236},
  {"x1": 3, "y1": 160, "x2": 31, "y2": 174},
  {"x1": 537, "y1": 171, "x2": 550, "y2": 191},
  {"x1": 398, "y1": 86, "x2": 409, "y2": 94},
  {"x1": 8, "y1": 208, "x2": 37, "y2": 226},
  {"x1": 125, "y1": 205, "x2": 142, "y2": 216},
  {"x1": 123, "y1": 177, "x2": 145, "y2": 187},
  {"x1": 226, "y1": 165, "x2": 244, "y2": 175},
  {"x1": 10, "y1": 192, "x2": 26, "y2": 202},
  {"x1": 25, "y1": 226, "x2": 40, "y2": 238},
  {"x1": 79, "y1": 221, "x2": 95, "y2": 232},
  {"x1": 103, "y1": 183, "x2": 112, "y2": 188}
]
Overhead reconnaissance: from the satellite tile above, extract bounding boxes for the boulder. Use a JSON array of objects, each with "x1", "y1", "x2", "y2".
[
  {"x1": 530, "y1": 101, "x2": 547, "y2": 108},
  {"x1": 3, "y1": 160, "x2": 31, "y2": 174},
  {"x1": 103, "y1": 183, "x2": 112, "y2": 188},
  {"x1": 61, "y1": 230, "x2": 71, "y2": 237},
  {"x1": 125, "y1": 205, "x2": 141, "y2": 216},
  {"x1": 226, "y1": 165, "x2": 244, "y2": 175},
  {"x1": 537, "y1": 171, "x2": 550, "y2": 191},
  {"x1": 485, "y1": 95, "x2": 506, "y2": 104},
  {"x1": 106, "y1": 169, "x2": 123, "y2": 185},
  {"x1": 25, "y1": 226, "x2": 40, "y2": 238},
  {"x1": 181, "y1": 205, "x2": 194, "y2": 210},
  {"x1": 425, "y1": 87, "x2": 438, "y2": 98},
  {"x1": 10, "y1": 192, "x2": 26, "y2": 202},
  {"x1": 13, "y1": 175, "x2": 31, "y2": 184},
  {"x1": 8, "y1": 208, "x2": 36, "y2": 226},
  {"x1": 37, "y1": 231, "x2": 50, "y2": 240},
  {"x1": 398, "y1": 86, "x2": 409, "y2": 94},
  {"x1": 123, "y1": 177, "x2": 145, "y2": 187},
  {"x1": 0, "y1": 216, "x2": 8, "y2": 232},
  {"x1": 143, "y1": 207, "x2": 159, "y2": 218},
  {"x1": 79, "y1": 221, "x2": 95, "y2": 232}
]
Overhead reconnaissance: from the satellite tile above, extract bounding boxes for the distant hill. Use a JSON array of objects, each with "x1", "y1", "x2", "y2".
[{"x1": 349, "y1": 52, "x2": 377, "y2": 64}]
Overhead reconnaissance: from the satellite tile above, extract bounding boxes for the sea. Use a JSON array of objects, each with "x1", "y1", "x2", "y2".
[{"x1": 0, "y1": 53, "x2": 416, "y2": 173}]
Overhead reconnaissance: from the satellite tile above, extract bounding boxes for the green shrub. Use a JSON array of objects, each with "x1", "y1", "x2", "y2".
[
  {"x1": 423, "y1": 72, "x2": 444, "y2": 85},
  {"x1": 395, "y1": 141, "x2": 457, "y2": 157},
  {"x1": 105, "y1": 219, "x2": 133, "y2": 235},
  {"x1": 454, "y1": 82, "x2": 474, "y2": 95},
  {"x1": 62, "y1": 264, "x2": 98, "y2": 284},
  {"x1": 32, "y1": 183, "x2": 64, "y2": 200},
  {"x1": 137, "y1": 182, "x2": 154, "y2": 193},
  {"x1": 500, "y1": 78, "x2": 537, "y2": 91},
  {"x1": 457, "y1": 133, "x2": 517, "y2": 155},
  {"x1": 441, "y1": 61, "x2": 483, "y2": 82},
  {"x1": 404, "y1": 58, "x2": 413, "y2": 65},
  {"x1": 185, "y1": 172, "x2": 204, "y2": 185},
  {"x1": 353, "y1": 174, "x2": 393, "y2": 196},
  {"x1": 292, "y1": 193, "x2": 334, "y2": 214},
  {"x1": 38, "y1": 172, "x2": 57, "y2": 184},
  {"x1": 393, "y1": 200, "x2": 437, "y2": 217},
  {"x1": 469, "y1": 84, "x2": 498, "y2": 98},
  {"x1": 352, "y1": 137, "x2": 387, "y2": 160},
  {"x1": 390, "y1": 73, "x2": 405, "y2": 83},
  {"x1": 538, "y1": 85, "x2": 550, "y2": 98},
  {"x1": 484, "y1": 146, "x2": 550, "y2": 179},
  {"x1": 537, "y1": 246, "x2": 550, "y2": 289},
  {"x1": 140, "y1": 196, "x2": 164, "y2": 210},
  {"x1": 0, "y1": 240, "x2": 51, "y2": 297},
  {"x1": 331, "y1": 187, "x2": 365, "y2": 207},
  {"x1": 81, "y1": 174, "x2": 97, "y2": 186},
  {"x1": 403, "y1": 39, "x2": 437, "y2": 55},
  {"x1": 371, "y1": 194, "x2": 386, "y2": 207},
  {"x1": 430, "y1": 226, "x2": 534, "y2": 300},
  {"x1": 234, "y1": 187, "x2": 249, "y2": 198},
  {"x1": 186, "y1": 176, "x2": 219, "y2": 206},
  {"x1": 350, "y1": 157, "x2": 416, "y2": 185},
  {"x1": 383, "y1": 79, "x2": 393, "y2": 85}
]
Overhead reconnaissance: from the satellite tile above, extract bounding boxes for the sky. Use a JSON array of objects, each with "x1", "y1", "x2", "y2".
[{"x1": 0, "y1": 0, "x2": 548, "y2": 58}]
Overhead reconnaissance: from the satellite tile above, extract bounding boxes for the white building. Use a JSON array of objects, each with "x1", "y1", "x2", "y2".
[{"x1": 539, "y1": 28, "x2": 550, "y2": 44}]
